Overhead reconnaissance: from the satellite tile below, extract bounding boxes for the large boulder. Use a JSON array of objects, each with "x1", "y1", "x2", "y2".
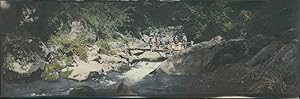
[
  {"x1": 138, "y1": 51, "x2": 167, "y2": 62},
  {"x1": 153, "y1": 37, "x2": 246, "y2": 75},
  {"x1": 85, "y1": 45, "x2": 102, "y2": 64},
  {"x1": 247, "y1": 40, "x2": 298, "y2": 77},
  {"x1": 99, "y1": 54, "x2": 127, "y2": 64},
  {"x1": 69, "y1": 85, "x2": 96, "y2": 96},
  {"x1": 154, "y1": 46, "x2": 221, "y2": 75},
  {"x1": 245, "y1": 41, "x2": 283, "y2": 66},
  {"x1": 117, "y1": 52, "x2": 139, "y2": 63},
  {"x1": 67, "y1": 55, "x2": 115, "y2": 81},
  {"x1": 3, "y1": 38, "x2": 47, "y2": 79},
  {"x1": 153, "y1": 39, "x2": 298, "y2": 94},
  {"x1": 154, "y1": 38, "x2": 297, "y2": 76},
  {"x1": 130, "y1": 50, "x2": 144, "y2": 56},
  {"x1": 238, "y1": 41, "x2": 298, "y2": 94}
]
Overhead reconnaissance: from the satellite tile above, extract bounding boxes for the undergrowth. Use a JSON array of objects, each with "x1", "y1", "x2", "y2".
[{"x1": 242, "y1": 67, "x2": 288, "y2": 94}]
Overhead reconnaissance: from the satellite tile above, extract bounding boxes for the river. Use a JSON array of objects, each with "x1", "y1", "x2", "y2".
[{"x1": 1, "y1": 61, "x2": 210, "y2": 97}]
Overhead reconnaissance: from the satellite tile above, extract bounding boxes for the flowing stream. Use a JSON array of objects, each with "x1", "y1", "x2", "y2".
[
  {"x1": 1, "y1": 61, "x2": 209, "y2": 97},
  {"x1": 1, "y1": 61, "x2": 159, "y2": 96}
]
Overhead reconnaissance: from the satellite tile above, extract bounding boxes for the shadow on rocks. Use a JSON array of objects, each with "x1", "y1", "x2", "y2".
[
  {"x1": 117, "y1": 82, "x2": 138, "y2": 96},
  {"x1": 69, "y1": 85, "x2": 96, "y2": 96}
]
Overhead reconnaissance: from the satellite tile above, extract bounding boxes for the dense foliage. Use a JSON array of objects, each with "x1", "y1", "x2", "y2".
[
  {"x1": 1, "y1": 0, "x2": 298, "y2": 82},
  {"x1": 3, "y1": 1, "x2": 298, "y2": 44}
]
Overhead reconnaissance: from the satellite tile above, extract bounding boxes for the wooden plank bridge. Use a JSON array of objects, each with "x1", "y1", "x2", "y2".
[
  {"x1": 126, "y1": 47, "x2": 182, "y2": 52},
  {"x1": 126, "y1": 41, "x2": 194, "y2": 52}
]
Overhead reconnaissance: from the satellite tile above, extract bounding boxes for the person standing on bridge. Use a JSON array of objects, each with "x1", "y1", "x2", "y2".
[
  {"x1": 155, "y1": 33, "x2": 161, "y2": 50},
  {"x1": 182, "y1": 33, "x2": 188, "y2": 49},
  {"x1": 173, "y1": 34, "x2": 179, "y2": 49},
  {"x1": 161, "y1": 34, "x2": 167, "y2": 49},
  {"x1": 168, "y1": 34, "x2": 174, "y2": 50},
  {"x1": 149, "y1": 33, "x2": 155, "y2": 52}
]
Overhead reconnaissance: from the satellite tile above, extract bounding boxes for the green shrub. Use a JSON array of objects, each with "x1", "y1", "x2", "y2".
[
  {"x1": 49, "y1": 35, "x2": 88, "y2": 61},
  {"x1": 65, "y1": 56, "x2": 74, "y2": 65},
  {"x1": 41, "y1": 61, "x2": 73, "y2": 81},
  {"x1": 95, "y1": 39, "x2": 110, "y2": 50},
  {"x1": 95, "y1": 39, "x2": 115, "y2": 55},
  {"x1": 41, "y1": 61, "x2": 64, "y2": 81},
  {"x1": 49, "y1": 34, "x2": 69, "y2": 49},
  {"x1": 72, "y1": 37, "x2": 88, "y2": 61}
]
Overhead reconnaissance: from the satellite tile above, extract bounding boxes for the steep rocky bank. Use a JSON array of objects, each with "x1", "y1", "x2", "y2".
[{"x1": 153, "y1": 36, "x2": 299, "y2": 95}]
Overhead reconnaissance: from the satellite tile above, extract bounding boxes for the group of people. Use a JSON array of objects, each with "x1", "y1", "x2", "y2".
[{"x1": 147, "y1": 31, "x2": 189, "y2": 52}]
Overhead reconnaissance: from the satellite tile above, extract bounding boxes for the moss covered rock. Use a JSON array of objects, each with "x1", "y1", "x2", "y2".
[{"x1": 41, "y1": 61, "x2": 72, "y2": 81}]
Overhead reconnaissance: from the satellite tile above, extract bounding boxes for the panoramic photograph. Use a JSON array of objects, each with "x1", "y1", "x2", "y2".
[{"x1": 1, "y1": 0, "x2": 299, "y2": 98}]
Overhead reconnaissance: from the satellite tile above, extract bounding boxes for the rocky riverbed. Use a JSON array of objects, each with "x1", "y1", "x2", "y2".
[
  {"x1": 2, "y1": 36, "x2": 299, "y2": 97},
  {"x1": 1, "y1": 60, "x2": 164, "y2": 97}
]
